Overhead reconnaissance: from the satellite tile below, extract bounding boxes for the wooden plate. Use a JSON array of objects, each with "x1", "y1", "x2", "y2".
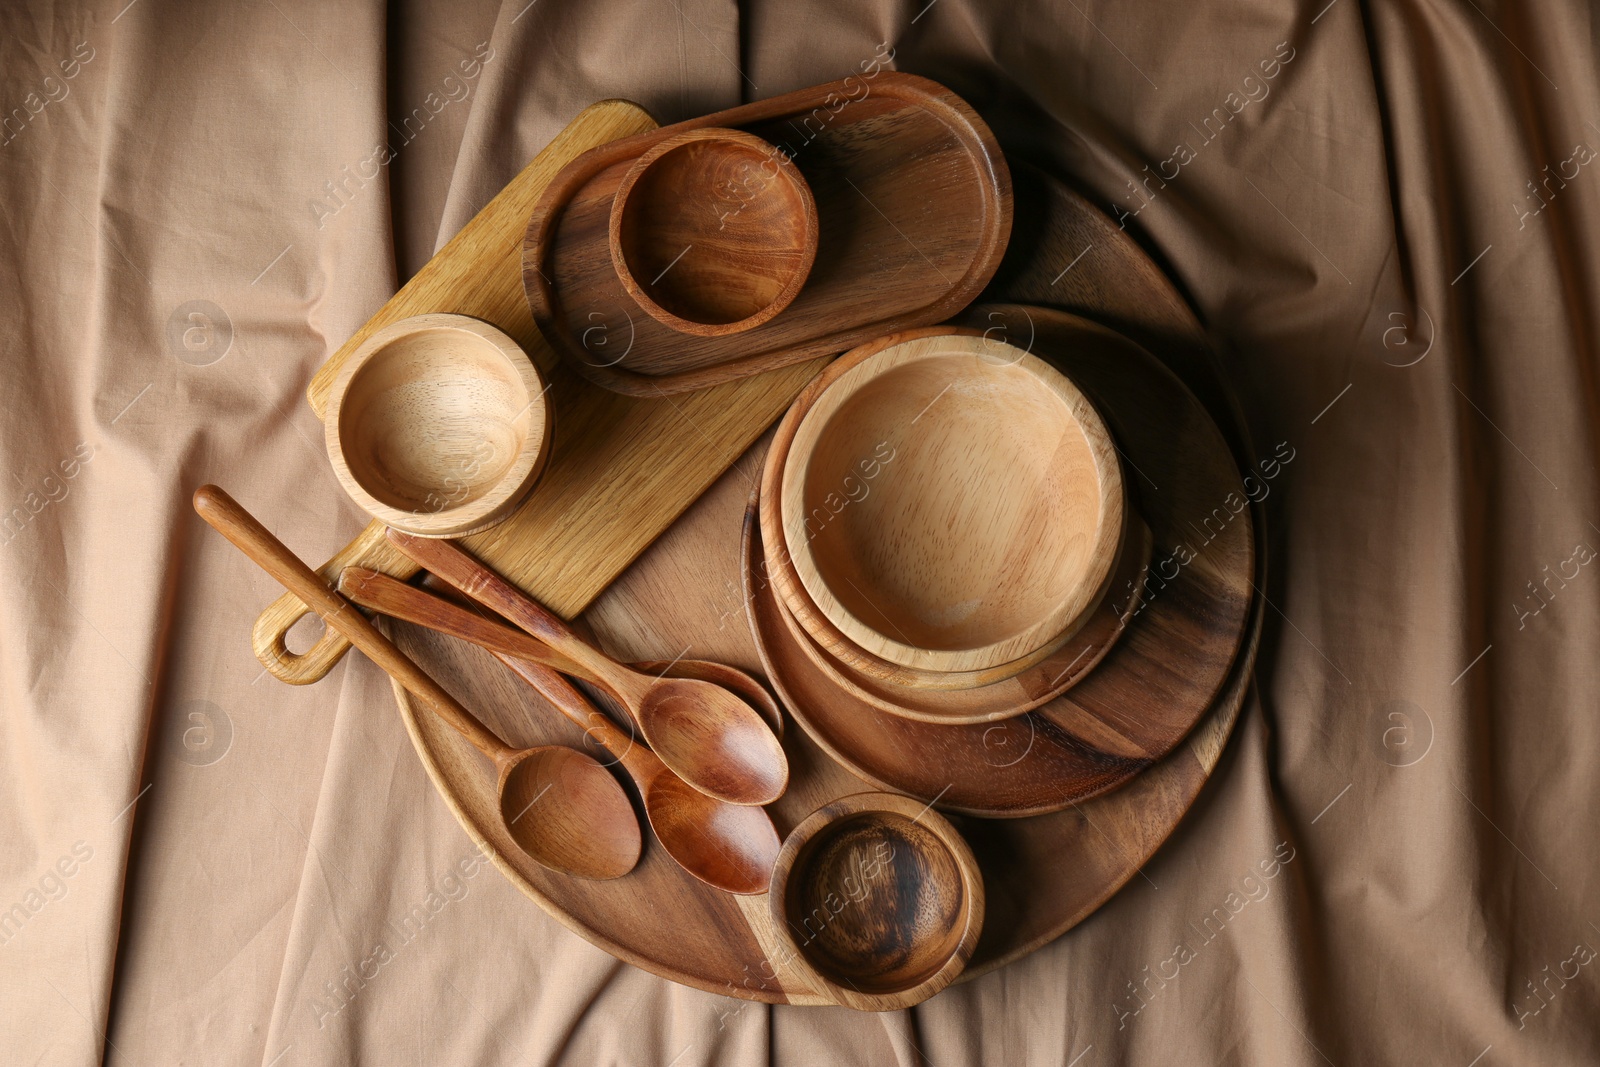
[
  {"x1": 383, "y1": 158, "x2": 1265, "y2": 1004},
  {"x1": 522, "y1": 72, "x2": 1012, "y2": 396},
  {"x1": 746, "y1": 498, "x2": 1148, "y2": 817}
]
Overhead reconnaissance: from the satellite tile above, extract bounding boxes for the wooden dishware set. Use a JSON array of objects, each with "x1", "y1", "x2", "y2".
[{"x1": 199, "y1": 73, "x2": 1261, "y2": 1011}]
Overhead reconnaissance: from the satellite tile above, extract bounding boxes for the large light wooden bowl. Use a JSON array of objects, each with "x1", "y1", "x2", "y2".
[
  {"x1": 324, "y1": 314, "x2": 552, "y2": 538},
  {"x1": 779, "y1": 332, "x2": 1124, "y2": 675},
  {"x1": 767, "y1": 792, "x2": 984, "y2": 1011},
  {"x1": 609, "y1": 127, "x2": 818, "y2": 337}
]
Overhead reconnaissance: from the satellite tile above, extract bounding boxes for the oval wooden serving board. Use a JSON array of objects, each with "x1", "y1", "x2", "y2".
[
  {"x1": 385, "y1": 160, "x2": 1265, "y2": 1004},
  {"x1": 523, "y1": 72, "x2": 1012, "y2": 396}
]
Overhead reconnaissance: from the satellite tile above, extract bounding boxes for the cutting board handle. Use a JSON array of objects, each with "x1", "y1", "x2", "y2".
[{"x1": 250, "y1": 520, "x2": 419, "y2": 684}]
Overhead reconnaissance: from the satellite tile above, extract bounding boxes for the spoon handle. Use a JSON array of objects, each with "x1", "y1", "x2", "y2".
[
  {"x1": 495, "y1": 656, "x2": 662, "y2": 786},
  {"x1": 339, "y1": 568, "x2": 587, "y2": 676},
  {"x1": 385, "y1": 528, "x2": 633, "y2": 696},
  {"x1": 193, "y1": 486, "x2": 512, "y2": 763}
]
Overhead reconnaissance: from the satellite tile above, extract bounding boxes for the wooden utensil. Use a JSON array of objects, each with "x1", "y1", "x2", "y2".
[
  {"x1": 335, "y1": 570, "x2": 779, "y2": 894},
  {"x1": 323, "y1": 314, "x2": 553, "y2": 538},
  {"x1": 610, "y1": 127, "x2": 817, "y2": 336},
  {"x1": 385, "y1": 529, "x2": 790, "y2": 808},
  {"x1": 523, "y1": 72, "x2": 1012, "y2": 395},
  {"x1": 191, "y1": 485, "x2": 639, "y2": 880},
  {"x1": 523, "y1": 666, "x2": 781, "y2": 896},
  {"x1": 778, "y1": 331, "x2": 1125, "y2": 675},
  {"x1": 344, "y1": 567, "x2": 785, "y2": 737},
  {"x1": 774, "y1": 518, "x2": 1152, "y2": 725},
  {"x1": 767, "y1": 792, "x2": 984, "y2": 1011},
  {"x1": 251, "y1": 99, "x2": 825, "y2": 687}
]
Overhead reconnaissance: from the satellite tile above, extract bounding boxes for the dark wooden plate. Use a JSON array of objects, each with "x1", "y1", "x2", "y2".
[
  {"x1": 523, "y1": 72, "x2": 1012, "y2": 395},
  {"x1": 746, "y1": 308, "x2": 1253, "y2": 816}
]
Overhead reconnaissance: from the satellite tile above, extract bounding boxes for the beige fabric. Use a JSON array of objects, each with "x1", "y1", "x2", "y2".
[{"x1": 2, "y1": 0, "x2": 1598, "y2": 1063}]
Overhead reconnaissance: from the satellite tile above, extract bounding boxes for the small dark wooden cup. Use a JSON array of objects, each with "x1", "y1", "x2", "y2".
[
  {"x1": 768, "y1": 792, "x2": 985, "y2": 1011},
  {"x1": 609, "y1": 127, "x2": 818, "y2": 336}
]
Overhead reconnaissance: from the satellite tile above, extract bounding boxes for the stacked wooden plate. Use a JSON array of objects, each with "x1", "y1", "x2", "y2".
[{"x1": 747, "y1": 305, "x2": 1255, "y2": 819}]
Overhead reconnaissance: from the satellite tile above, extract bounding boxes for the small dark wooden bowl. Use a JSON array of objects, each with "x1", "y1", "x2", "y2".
[
  {"x1": 609, "y1": 127, "x2": 818, "y2": 337},
  {"x1": 768, "y1": 792, "x2": 984, "y2": 1011}
]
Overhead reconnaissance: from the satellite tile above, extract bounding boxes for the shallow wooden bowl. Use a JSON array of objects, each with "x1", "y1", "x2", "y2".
[
  {"x1": 609, "y1": 127, "x2": 818, "y2": 337},
  {"x1": 767, "y1": 792, "x2": 984, "y2": 1011},
  {"x1": 324, "y1": 313, "x2": 552, "y2": 538},
  {"x1": 778, "y1": 330, "x2": 1125, "y2": 676},
  {"x1": 760, "y1": 329, "x2": 1088, "y2": 691}
]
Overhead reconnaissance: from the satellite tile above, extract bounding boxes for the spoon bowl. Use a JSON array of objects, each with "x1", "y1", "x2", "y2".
[
  {"x1": 635, "y1": 677, "x2": 790, "y2": 807},
  {"x1": 498, "y1": 746, "x2": 642, "y2": 882},
  {"x1": 642, "y1": 772, "x2": 781, "y2": 896}
]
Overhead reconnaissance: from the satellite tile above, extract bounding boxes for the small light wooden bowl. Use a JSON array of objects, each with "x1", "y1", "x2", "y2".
[
  {"x1": 779, "y1": 331, "x2": 1124, "y2": 675},
  {"x1": 768, "y1": 792, "x2": 984, "y2": 1012},
  {"x1": 324, "y1": 313, "x2": 552, "y2": 538},
  {"x1": 609, "y1": 127, "x2": 818, "y2": 337}
]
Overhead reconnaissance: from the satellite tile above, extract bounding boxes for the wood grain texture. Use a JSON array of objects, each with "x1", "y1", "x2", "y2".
[
  {"x1": 610, "y1": 127, "x2": 818, "y2": 336},
  {"x1": 523, "y1": 73, "x2": 1012, "y2": 395},
  {"x1": 757, "y1": 329, "x2": 1085, "y2": 691},
  {"x1": 383, "y1": 167, "x2": 1267, "y2": 1007},
  {"x1": 252, "y1": 100, "x2": 825, "y2": 685},
  {"x1": 766, "y1": 792, "x2": 985, "y2": 1011},
  {"x1": 385, "y1": 424, "x2": 1254, "y2": 1005},
  {"x1": 777, "y1": 331, "x2": 1127, "y2": 676},
  {"x1": 323, "y1": 314, "x2": 552, "y2": 538}
]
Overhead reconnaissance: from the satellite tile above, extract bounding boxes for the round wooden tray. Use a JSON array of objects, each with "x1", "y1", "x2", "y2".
[{"x1": 385, "y1": 162, "x2": 1267, "y2": 1004}]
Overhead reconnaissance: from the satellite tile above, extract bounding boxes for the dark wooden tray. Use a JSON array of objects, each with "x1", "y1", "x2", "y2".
[
  {"x1": 522, "y1": 72, "x2": 1012, "y2": 395},
  {"x1": 385, "y1": 164, "x2": 1266, "y2": 1004}
]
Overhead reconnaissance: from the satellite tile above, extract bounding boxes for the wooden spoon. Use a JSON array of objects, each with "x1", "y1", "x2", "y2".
[
  {"x1": 338, "y1": 568, "x2": 781, "y2": 894},
  {"x1": 385, "y1": 528, "x2": 789, "y2": 807},
  {"x1": 368, "y1": 569, "x2": 784, "y2": 737},
  {"x1": 192, "y1": 485, "x2": 640, "y2": 881}
]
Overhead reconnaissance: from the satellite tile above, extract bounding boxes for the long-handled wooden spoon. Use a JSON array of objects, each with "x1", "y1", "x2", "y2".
[
  {"x1": 347, "y1": 572, "x2": 784, "y2": 739},
  {"x1": 337, "y1": 569, "x2": 781, "y2": 894},
  {"x1": 192, "y1": 485, "x2": 641, "y2": 881},
  {"x1": 385, "y1": 529, "x2": 790, "y2": 807}
]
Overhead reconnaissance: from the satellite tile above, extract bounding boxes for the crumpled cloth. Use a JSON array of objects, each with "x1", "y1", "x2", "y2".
[{"x1": 1, "y1": 0, "x2": 1596, "y2": 1063}]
